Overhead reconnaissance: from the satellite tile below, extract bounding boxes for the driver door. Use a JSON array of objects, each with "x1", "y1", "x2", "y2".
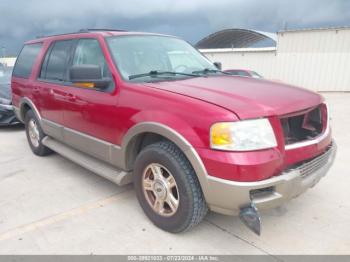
[{"x1": 62, "y1": 38, "x2": 119, "y2": 161}]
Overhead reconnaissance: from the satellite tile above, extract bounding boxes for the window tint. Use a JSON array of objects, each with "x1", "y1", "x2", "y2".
[
  {"x1": 13, "y1": 43, "x2": 42, "y2": 78},
  {"x1": 72, "y1": 39, "x2": 110, "y2": 78},
  {"x1": 41, "y1": 40, "x2": 72, "y2": 81}
]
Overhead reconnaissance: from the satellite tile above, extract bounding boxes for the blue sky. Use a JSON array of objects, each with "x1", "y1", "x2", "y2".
[{"x1": 0, "y1": 0, "x2": 349, "y2": 55}]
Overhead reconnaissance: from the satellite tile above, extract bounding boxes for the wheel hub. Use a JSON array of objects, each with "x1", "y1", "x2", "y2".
[
  {"x1": 153, "y1": 180, "x2": 167, "y2": 200},
  {"x1": 28, "y1": 119, "x2": 40, "y2": 148},
  {"x1": 142, "y1": 163, "x2": 180, "y2": 217}
]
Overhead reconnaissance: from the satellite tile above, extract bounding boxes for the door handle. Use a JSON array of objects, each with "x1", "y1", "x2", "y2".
[
  {"x1": 49, "y1": 89, "x2": 66, "y2": 101},
  {"x1": 67, "y1": 93, "x2": 76, "y2": 102}
]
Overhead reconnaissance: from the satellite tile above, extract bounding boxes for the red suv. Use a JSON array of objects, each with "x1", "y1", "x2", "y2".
[{"x1": 11, "y1": 29, "x2": 336, "y2": 234}]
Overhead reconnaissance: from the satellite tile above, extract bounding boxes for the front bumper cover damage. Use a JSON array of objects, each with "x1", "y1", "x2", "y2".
[
  {"x1": 0, "y1": 102, "x2": 19, "y2": 126},
  {"x1": 207, "y1": 141, "x2": 337, "y2": 235}
]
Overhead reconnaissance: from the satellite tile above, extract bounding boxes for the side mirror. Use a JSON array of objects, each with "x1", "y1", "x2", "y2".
[
  {"x1": 213, "y1": 62, "x2": 222, "y2": 70},
  {"x1": 69, "y1": 64, "x2": 111, "y2": 89}
]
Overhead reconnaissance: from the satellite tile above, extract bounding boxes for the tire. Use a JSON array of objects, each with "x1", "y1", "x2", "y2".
[
  {"x1": 24, "y1": 110, "x2": 52, "y2": 156},
  {"x1": 133, "y1": 141, "x2": 208, "y2": 233}
]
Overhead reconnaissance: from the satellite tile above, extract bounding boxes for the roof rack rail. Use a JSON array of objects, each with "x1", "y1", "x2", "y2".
[
  {"x1": 35, "y1": 29, "x2": 127, "y2": 39},
  {"x1": 36, "y1": 31, "x2": 83, "y2": 39},
  {"x1": 79, "y1": 28, "x2": 127, "y2": 33}
]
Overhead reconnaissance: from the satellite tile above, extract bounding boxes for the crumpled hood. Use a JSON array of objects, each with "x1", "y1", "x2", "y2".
[{"x1": 144, "y1": 75, "x2": 323, "y2": 119}]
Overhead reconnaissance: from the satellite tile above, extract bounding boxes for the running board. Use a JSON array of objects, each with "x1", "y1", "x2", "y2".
[{"x1": 42, "y1": 136, "x2": 132, "y2": 186}]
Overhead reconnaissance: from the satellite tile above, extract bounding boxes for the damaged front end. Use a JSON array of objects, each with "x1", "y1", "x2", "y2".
[
  {"x1": 0, "y1": 98, "x2": 19, "y2": 126},
  {"x1": 239, "y1": 203, "x2": 261, "y2": 235}
]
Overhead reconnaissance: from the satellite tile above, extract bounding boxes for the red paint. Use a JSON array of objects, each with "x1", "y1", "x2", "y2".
[{"x1": 12, "y1": 31, "x2": 332, "y2": 182}]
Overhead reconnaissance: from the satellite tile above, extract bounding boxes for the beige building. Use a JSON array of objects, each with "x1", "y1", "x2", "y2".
[{"x1": 199, "y1": 27, "x2": 350, "y2": 92}]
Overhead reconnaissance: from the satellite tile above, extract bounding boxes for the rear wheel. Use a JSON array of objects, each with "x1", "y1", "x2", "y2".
[
  {"x1": 25, "y1": 110, "x2": 52, "y2": 156},
  {"x1": 133, "y1": 141, "x2": 208, "y2": 233}
]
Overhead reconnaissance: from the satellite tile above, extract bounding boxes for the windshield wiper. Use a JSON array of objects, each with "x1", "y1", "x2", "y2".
[
  {"x1": 192, "y1": 68, "x2": 231, "y2": 75},
  {"x1": 129, "y1": 70, "x2": 199, "y2": 80}
]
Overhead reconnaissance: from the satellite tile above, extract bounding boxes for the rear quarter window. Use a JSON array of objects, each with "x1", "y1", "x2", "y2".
[{"x1": 13, "y1": 43, "x2": 43, "y2": 78}]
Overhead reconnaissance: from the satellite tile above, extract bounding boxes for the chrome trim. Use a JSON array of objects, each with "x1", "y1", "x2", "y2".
[
  {"x1": 285, "y1": 125, "x2": 330, "y2": 150},
  {"x1": 285, "y1": 103, "x2": 330, "y2": 150},
  {"x1": 297, "y1": 145, "x2": 333, "y2": 178}
]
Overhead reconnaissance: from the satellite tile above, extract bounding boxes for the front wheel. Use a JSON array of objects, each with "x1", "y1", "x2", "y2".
[{"x1": 133, "y1": 141, "x2": 208, "y2": 233}]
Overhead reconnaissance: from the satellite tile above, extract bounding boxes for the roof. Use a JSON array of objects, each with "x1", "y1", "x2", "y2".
[{"x1": 195, "y1": 29, "x2": 277, "y2": 49}]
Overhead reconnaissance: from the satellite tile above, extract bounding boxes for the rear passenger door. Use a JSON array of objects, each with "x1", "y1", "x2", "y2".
[
  {"x1": 36, "y1": 40, "x2": 74, "y2": 131},
  {"x1": 12, "y1": 43, "x2": 43, "y2": 110}
]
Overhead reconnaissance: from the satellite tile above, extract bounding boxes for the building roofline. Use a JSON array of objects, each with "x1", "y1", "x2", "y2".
[
  {"x1": 199, "y1": 47, "x2": 276, "y2": 53},
  {"x1": 278, "y1": 25, "x2": 350, "y2": 34},
  {"x1": 195, "y1": 28, "x2": 277, "y2": 49}
]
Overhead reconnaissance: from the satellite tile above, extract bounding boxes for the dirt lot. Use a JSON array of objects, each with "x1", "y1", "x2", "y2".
[{"x1": 0, "y1": 93, "x2": 349, "y2": 255}]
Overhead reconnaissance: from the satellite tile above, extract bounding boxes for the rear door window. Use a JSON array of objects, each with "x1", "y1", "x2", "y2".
[
  {"x1": 40, "y1": 40, "x2": 73, "y2": 81},
  {"x1": 13, "y1": 43, "x2": 43, "y2": 78}
]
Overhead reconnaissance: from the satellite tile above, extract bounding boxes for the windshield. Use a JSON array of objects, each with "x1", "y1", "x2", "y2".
[{"x1": 106, "y1": 35, "x2": 217, "y2": 81}]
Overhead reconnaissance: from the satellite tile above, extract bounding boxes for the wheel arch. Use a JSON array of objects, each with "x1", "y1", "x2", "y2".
[
  {"x1": 18, "y1": 97, "x2": 42, "y2": 123},
  {"x1": 121, "y1": 122, "x2": 211, "y2": 199}
]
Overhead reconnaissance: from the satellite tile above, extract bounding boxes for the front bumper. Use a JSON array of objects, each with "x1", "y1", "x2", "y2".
[
  {"x1": 206, "y1": 142, "x2": 337, "y2": 215},
  {"x1": 0, "y1": 104, "x2": 19, "y2": 126}
]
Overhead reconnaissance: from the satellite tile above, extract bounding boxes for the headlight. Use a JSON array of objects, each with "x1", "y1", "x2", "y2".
[{"x1": 210, "y1": 119, "x2": 277, "y2": 151}]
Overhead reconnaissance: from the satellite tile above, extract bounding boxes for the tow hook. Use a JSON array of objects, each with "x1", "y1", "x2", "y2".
[{"x1": 239, "y1": 203, "x2": 261, "y2": 236}]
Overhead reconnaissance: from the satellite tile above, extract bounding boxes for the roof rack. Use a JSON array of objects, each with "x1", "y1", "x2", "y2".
[
  {"x1": 36, "y1": 32, "x2": 79, "y2": 39},
  {"x1": 36, "y1": 29, "x2": 127, "y2": 39},
  {"x1": 79, "y1": 28, "x2": 127, "y2": 33}
]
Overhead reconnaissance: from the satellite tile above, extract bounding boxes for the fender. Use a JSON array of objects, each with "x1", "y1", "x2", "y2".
[
  {"x1": 17, "y1": 97, "x2": 42, "y2": 123},
  {"x1": 121, "y1": 122, "x2": 212, "y2": 201}
]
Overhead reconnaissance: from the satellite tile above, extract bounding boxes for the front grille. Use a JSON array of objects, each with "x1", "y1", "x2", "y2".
[
  {"x1": 281, "y1": 104, "x2": 326, "y2": 145},
  {"x1": 293, "y1": 145, "x2": 333, "y2": 178}
]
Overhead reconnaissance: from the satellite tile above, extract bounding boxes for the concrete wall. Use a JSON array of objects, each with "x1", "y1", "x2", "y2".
[{"x1": 201, "y1": 27, "x2": 350, "y2": 92}]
